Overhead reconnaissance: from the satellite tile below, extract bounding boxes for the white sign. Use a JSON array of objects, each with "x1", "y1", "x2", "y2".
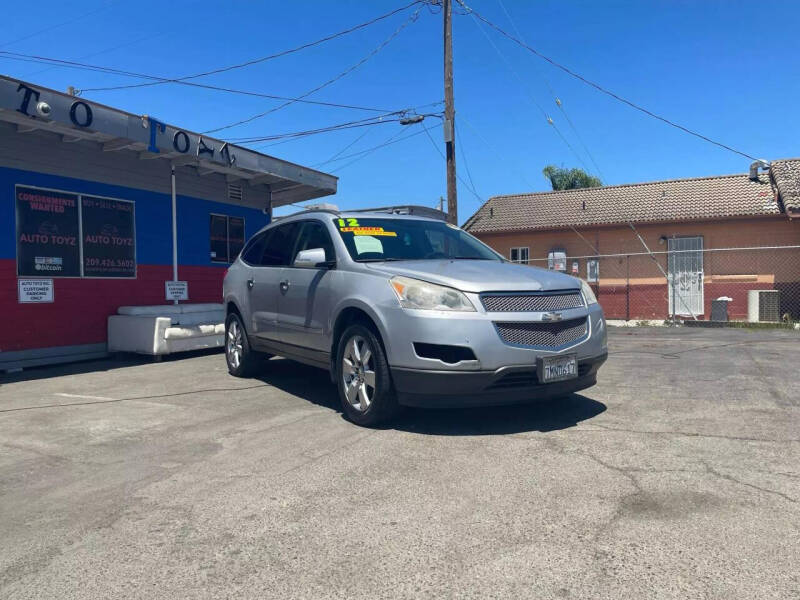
[
  {"x1": 18, "y1": 278, "x2": 54, "y2": 303},
  {"x1": 165, "y1": 281, "x2": 188, "y2": 301}
]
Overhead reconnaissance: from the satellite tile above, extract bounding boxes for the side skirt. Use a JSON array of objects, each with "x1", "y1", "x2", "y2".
[{"x1": 250, "y1": 336, "x2": 331, "y2": 371}]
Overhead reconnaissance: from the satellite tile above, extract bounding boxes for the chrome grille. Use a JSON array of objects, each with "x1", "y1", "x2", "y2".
[
  {"x1": 481, "y1": 292, "x2": 583, "y2": 312},
  {"x1": 494, "y1": 318, "x2": 588, "y2": 348}
]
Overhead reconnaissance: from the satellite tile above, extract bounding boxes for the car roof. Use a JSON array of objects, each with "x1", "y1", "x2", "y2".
[{"x1": 250, "y1": 210, "x2": 446, "y2": 238}]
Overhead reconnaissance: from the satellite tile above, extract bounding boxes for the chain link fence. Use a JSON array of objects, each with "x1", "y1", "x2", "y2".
[{"x1": 526, "y1": 244, "x2": 800, "y2": 324}]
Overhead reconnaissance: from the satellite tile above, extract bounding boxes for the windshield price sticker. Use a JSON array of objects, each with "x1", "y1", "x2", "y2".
[{"x1": 355, "y1": 229, "x2": 396, "y2": 237}]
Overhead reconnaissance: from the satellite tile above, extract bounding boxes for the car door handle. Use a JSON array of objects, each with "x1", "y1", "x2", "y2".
[
  {"x1": 279, "y1": 280, "x2": 290, "y2": 293},
  {"x1": 247, "y1": 278, "x2": 254, "y2": 290}
]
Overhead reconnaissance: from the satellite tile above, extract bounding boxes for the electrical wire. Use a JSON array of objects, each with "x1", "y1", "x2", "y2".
[
  {"x1": 0, "y1": 1, "x2": 120, "y2": 49},
  {"x1": 330, "y1": 127, "x2": 410, "y2": 173},
  {"x1": 79, "y1": 1, "x2": 426, "y2": 92},
  {"x1": 0, "y1": 50, "x2": 401, "y2": 114},
  {"x1": 227, "y1": 115, "x2": 410, "y2": 145},
  {"x1": 312, "y1": 122, "x2": 441, "y2": 167},
  {"x1": 495, "y1": 0, "x2": 606, "y2": 182},
  {"x1": 202, "y1": 6, "x2": 423, "y2": 134},
  {"x1": 456, "y1": 126, "x2": 480, "y2": 200},
  {"x1": 466, "y1": 8, "x2": 599, "y2": 180},
  {"x1": 457, "y1": 0, "x2": 759, "y2": 162},
  {"x1": 420, "y1": 120, "x2": 483, "y2": 203}
]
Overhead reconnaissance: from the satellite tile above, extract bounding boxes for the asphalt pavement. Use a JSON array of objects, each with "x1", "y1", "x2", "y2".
[{"x1": 0, "y1": 327, "x2": 798, "y2": 599}]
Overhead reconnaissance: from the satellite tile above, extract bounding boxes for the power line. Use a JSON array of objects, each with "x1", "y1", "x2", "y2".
[
  {"x1": 0, "y1": 1, "x2": 120, "y2": 49},
  {"x1": 465, "y1": 7, "x2": 599, "y2": 180},
  {"x1": 458, "y1": 113, "x2": 536, "y2": 189},
  {"x1": 330, "y1": 128, "x2": 410, "y2": 173},
  {"x1": 79, "y1": 1, "x2": 426, "y2": 92},
  {"x1": 457, "y1": 0, "x2": 758, "y2": 162},
  {"x1": 0, "y1": 50, "x2": 401, "y2": 114},
  {"x1": 495, "y1": 0, "x2": 606, "y2": 182},
  {"x1": 456, "y1": 126, "x2": 480, "y2": 200},
  {"x1": 202, "y1": 6, "x2": 424, "y2": 134},
  {"x1": 421, "y1": 120, "x2": 483, "y2": 203},
  {"x1": 312, "y1": 121, "x2": 440, "y2": 167},
  {"x1": 227, "y1": 114, "x2": 415, "y2": 145}
]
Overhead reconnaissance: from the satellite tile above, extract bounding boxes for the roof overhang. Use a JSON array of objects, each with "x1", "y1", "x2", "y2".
[{"x1": 0, "y1": 75, "x2": 337, "y2": 207}]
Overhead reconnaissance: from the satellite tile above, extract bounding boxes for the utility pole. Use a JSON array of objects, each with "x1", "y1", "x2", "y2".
[{"x1": 443, "y1": 0, "x2": 458, "y2": 225}]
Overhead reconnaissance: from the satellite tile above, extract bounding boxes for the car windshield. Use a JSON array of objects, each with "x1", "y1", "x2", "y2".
[{"x1": 333, "y1": 217, "x2": 502, "y2": 262}]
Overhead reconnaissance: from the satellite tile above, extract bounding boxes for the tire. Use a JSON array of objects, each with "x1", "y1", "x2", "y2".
[
  {"x1": 336, "y1": 324, "x2": 398, "y2": 427},
  {"x1": 225, "y1": 312, "x2": 264, "y2": 377}
]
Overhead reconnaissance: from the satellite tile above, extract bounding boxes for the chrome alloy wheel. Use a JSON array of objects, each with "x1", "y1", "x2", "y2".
[
  {"x1": 226, "y1": 319, "x2": 244, "y2": 369},
  {"x1": 341, "y1": 335, "x2": 376, "y2": 412}
]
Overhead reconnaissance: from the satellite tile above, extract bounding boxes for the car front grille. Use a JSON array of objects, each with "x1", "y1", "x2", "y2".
[
  {"x1": 481, "y1": 291, "x2": 584, "y2": 312},
  {"x1": 494, "y1": 318, "x2": 588, "y2": 348}
]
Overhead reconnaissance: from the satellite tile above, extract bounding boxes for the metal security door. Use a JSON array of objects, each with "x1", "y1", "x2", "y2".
[{"x1": 668, "y1": 236, "x2": 704, "y2": 317}]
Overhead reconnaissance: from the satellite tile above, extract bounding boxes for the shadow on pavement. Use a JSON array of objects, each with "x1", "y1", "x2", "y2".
[
  {"x1": 258, "y1": 358, "x2": 607, "y2": 435},
  {"x1": 1, "y1": 348, "x2": 224, "y2": 384},
  {"x1": 393, "y1": 394, "x2": 606, "y2": 436}
]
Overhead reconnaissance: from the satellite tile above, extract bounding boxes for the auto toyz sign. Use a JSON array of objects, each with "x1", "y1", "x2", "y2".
[
  {"x1": 0, "y1": 77, "x2": 266, "y2": 172},
  {"x1": 15, "y1": 187, "x2": 81, "y2": 277}
]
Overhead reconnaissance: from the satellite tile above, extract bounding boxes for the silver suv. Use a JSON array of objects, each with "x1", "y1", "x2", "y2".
[{"x1": 223, "y1": 209, "x2": 607, "y2": 426}]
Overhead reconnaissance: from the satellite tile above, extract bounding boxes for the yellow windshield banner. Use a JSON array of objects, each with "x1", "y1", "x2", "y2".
[{"x1": 339, "y1": 226, "x2": 397, "y2": 237}]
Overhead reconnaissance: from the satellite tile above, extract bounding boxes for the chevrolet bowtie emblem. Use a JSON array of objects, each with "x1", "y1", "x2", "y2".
[{"x1": 542, "y1": 312, "x2": 563, "y2": 322}]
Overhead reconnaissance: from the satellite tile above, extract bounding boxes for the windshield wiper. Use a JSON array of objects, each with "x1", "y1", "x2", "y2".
[{"x1": 356, "y1": 257, "x2": 409, "y2": 263}]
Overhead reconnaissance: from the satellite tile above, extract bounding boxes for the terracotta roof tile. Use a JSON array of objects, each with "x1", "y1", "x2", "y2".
[
  {"x1": 463, "y1": 166, "x2": 789, "y2": 234},
  {"x1": 769, "y1": 158, "x2": 800, "y2": 217}
]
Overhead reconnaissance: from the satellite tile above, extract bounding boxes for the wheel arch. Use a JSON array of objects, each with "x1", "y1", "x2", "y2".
[{"x1": 329, "y1": 301, "x2": 390, "y2": 380}]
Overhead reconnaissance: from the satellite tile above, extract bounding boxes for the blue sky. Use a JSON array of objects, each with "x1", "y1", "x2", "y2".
[{"x1": 3, "y1": 1, "x2": 799, "y2": 223}]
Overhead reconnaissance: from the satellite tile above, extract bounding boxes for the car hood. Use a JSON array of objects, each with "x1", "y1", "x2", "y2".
[{"x1": 364, "y1": 260, "x2": 581, "y2": 293}]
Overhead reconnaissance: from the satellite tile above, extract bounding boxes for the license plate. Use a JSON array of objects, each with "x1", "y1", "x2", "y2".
[{"x1": 539, "y1": 354, "x2": 578, "y2": 383}]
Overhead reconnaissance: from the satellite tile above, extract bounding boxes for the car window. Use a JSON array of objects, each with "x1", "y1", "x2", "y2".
[
  {"x1": 260, "y1": 222, "x2": 300, "y2": 266},
  {"x1": 240, "y1": 230, "x2": 268, "y2": 265},
  {"x1": 292, "y1": 221, "x2": 335, "y2": 264}
]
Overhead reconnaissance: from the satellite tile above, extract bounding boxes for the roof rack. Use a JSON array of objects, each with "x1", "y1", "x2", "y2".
[{"x1": 349, "y1": 205, "x2": 448, "y2": 221}]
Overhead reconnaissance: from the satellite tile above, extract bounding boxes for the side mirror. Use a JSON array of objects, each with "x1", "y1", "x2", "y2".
[{"x1": 293, "y1": 247, "x2": 334, "y2": 269}]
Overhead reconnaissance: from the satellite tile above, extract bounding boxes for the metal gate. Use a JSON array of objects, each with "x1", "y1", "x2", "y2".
[{"x1": 668, "y1": 236, "x2": 704, "y2": 317}]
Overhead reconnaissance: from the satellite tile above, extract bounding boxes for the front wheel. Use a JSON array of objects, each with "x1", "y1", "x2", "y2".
[
  {"x1": 225, "y1": 313, "x2": 264, "y2": 377},
  {"x1": 336, "y1": 324, "x2": 398, "y2": 426}
]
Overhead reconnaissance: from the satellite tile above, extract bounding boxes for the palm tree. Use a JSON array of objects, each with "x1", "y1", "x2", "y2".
[{"x1": 542, "y1": 165, "x2": 602, "y2": 190}]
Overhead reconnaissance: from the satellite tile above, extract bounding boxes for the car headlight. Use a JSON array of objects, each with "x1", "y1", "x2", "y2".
[
  {"x1": 390, "y1": 276, "x2": 475, "y2": 311},
  {"x1": 580, "y1": 279, "x2": 598, "y2": 305}
]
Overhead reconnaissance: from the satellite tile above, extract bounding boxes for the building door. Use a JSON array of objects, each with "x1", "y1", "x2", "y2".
[{"x1": 668, "y1": 236, "x2": 704, "y2": 317}]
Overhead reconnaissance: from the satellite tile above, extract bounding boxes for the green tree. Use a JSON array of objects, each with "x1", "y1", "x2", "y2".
[{"x1": 542, "y1": 165, "x2": 602, "y2": 190}]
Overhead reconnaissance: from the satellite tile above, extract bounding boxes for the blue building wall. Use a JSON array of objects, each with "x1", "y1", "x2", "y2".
[{"x1": 0, "y1": 165, "x2": 268, "y2": 265}]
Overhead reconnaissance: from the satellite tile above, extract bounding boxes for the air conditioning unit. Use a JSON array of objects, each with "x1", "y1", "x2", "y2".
[{"x1": 748, "y1": 290, "x2": 781, "y2": 322}]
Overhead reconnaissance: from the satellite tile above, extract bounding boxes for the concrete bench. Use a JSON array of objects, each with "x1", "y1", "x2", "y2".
[{"x1": 108, "y1": 303, "x2": 224, "y2": 358}]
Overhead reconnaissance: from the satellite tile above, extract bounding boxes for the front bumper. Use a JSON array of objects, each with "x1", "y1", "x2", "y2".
[{"x1": 391, "y1": 352, "x2": 607, "y2": 407}]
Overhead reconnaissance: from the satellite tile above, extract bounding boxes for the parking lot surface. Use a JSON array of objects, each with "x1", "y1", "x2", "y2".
[{"x1": 1, "y1": 327, "x2": 798, "y2": 599}]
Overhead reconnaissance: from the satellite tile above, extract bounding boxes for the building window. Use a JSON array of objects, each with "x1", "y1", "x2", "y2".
[
  {"x1": 547, "y1": 249, "x2": 567, "y2": 272},
  {"x1": 210, "y1": 214, "x2": 245, "y2": 263},
  {"x1": 510, "y1": 247, "x2": 529, "y2": 263},
  {"x1": 587, "y1": 259, "x2": 599, "y2": 282},
  {"x1": 15, "y1": 185, "x2": 136, "y2": 278}
]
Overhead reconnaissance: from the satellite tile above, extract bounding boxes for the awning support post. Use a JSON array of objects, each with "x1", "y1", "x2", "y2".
[{"x1": 171, "y1": 167, "x2": 178, "y2": 305}]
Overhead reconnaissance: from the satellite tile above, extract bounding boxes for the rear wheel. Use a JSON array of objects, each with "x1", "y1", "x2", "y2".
[
  {"x1": 336, "y1": 324, "x2": 398, "y2": 426},
  {"x1": 225, "y1": 312, "x2": 265, "y2": 377}
]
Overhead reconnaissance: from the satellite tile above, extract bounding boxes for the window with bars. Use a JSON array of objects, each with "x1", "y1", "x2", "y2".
[{"x1": 210, "y1": 214, "x2": 245, "y2": 263}]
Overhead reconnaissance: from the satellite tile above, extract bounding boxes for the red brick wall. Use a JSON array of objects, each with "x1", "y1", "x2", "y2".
[{"x1": 0, "y1": 259, "x2": 226, "y2": 352}]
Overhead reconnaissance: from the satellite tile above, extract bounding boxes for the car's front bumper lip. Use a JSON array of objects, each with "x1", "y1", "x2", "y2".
[{"x1": 391, "y1": 352, "x2": 607, "y2": 407}]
